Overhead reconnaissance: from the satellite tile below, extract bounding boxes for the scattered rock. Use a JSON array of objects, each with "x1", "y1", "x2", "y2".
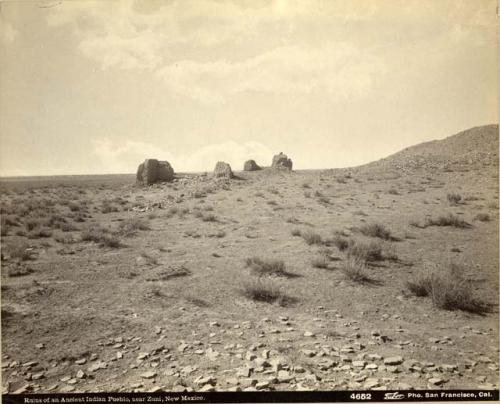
[
  {"x1": 88, "y1": 362, "x2": 107, "y2": 372},
  {"x1": 178, "y1": 343, "x2": 189, "y2": 352},
  {"x1": 195, "y1": 376, "x2": 215, "y2": 387},
  {"x1": 140, "y1": 371, "x2": 157, "y2": 379},
  {"x1": 277, "y1": 370, "x2": 293, "y2": 383},
  {"x1": 301, "y1": 349, "x2": 316, "y2": 358},
  {"x1": 428, "y1": 377, "x2": 444, "y2": 385},
  {"x1": 384, "y1": 356, "x2": 403, "y2": 365}
]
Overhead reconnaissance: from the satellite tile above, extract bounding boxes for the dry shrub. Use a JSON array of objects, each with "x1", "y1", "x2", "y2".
[
  {"x1": 311, "y1": 255, "x2": 329, "y2": 269},
  {"x1": 201, "y1": 213, "x2": 217, "y2": 222},
  {"x1": 8, "y1": 241, "x2": 33, "y2": 261},
  {"x1": 359, "y1": 223, "x2": 392, "y2": 240},
  {"x1": 301, "y1": 231, "x2": 324, "y2": 245},
  {"x1": 425, "y1": 214, "x2": 471, "y2": 228},
  {"x1": 347, "y1": 240, "x2": 384, "y2": 262},
  {"x1": 406, "y1": 264, "x2": 491, "y2": 314},
  {"x1": 118, "y1": 217, "x2": 150, "y2": 236},
  {"x1": 241, "y1": 278, "x2": 295, "y2": 306},
  {"x1": 447, "y1": 193, "x2": 462, "y2": 205},
  {"x1": 474, "y1": 213, "x2": 491, "y2": 222},
  {"x1": 341, "y1": 257, "x2": 371, "y2": 283},
  {"x1": 7, "y1": 265, "x2": 34, "y2": 277},
  {"x1": 245, "y1": 257, "x2": 289, "y2": 277},
  {"x1": 332, "y1": 235, "x2": 349, "y2": 251},
  {"x1": 81, "y1": 226, "x2": 121, "y2": 248},
  {"x1": 28, "y1": 227, "x2": 53, "y2": 239}
]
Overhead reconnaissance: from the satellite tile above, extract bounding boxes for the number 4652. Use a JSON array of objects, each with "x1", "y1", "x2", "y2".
[{"x1": 350, "y1": 393, "x2": 372, "y2": 400}]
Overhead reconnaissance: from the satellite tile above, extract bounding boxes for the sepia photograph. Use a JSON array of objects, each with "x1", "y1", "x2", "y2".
[{"x1": 0, "y1": 0, "x2": 498, "y2": 402}]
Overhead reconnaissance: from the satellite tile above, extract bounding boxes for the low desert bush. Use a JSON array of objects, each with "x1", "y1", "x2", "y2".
[
  {"x1": 25, "y1": 218, "x2": 43, "y2": 232},
  {"x1": 201, "y1": 213, "x2": 217, "y2": 222},
  {"x1": 245, "y1": 257, "x2": 289, "y2": 277},
  {"x1": 332, "y1": 235, "x2": 349, "y2": 251},
  {"x1": 317, "y1": 196, "x2": 330, "y2": 205},
  {"x1": 7, "y1": 265, "x2": 34, "y2": 277},
  {"x1": 68, "y1": 202, "x2": 82, "y2": 212},
  {"x1": 9, "y1": 241, "x2": 33, "y2": 261},
  {"x1": 81, "y1": 226, "x2": 121, "y2": 248},
  {"x1": 359, "y1": 223, "x2": 392, "y2": 240},
  {"x1": 346, "y1": 240, "x2": 395, "y2": 262},
  {"x1": 406, "y1": 264, "x2": 491, "y2": 314},
  {"x1": 341, "y1": 257, "x2": 371, "y2": 283},
  {"x1": 447, "y1": 193, "x2": 462, "y2": 205},
  {"x1": 118, "y1": 217, "x2": 150, "y2": 236},
  {"x1": 28, "y1": 227, "x2": 53, "y2": 239},
  {"x1": 301, "y1": 231, "x2": 324, "y2": 245},
  {"x1": 241, "y1": 278, "x2": 294, "y2": 306},
  {"x1": 101, "y1": 201, "x2": 119, "y2": 213},
  {"x1": 474, "y1": 213, "x2": 491, "y2": 222},
  {"x1": 425, "y1": 214, "x2": 471, "y2": 228},
  {"x1": 291, "y1": 228, "x2": 302, "y2": 237},
  {"x1": 54, "y1": 234, "x2": 77, "y2": 244},
  {"x1": 311, "y1": 255, "x2": 330, "y2": 269}
]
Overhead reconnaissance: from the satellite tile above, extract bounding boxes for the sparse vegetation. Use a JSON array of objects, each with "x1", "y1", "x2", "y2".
[
  {"x1": 406, "y1": 264, "x2": 491, "y2": 314},
  {"x1": 245, "y1": 257, "x2": 291, "y2": 277},
  {"x1": 425, "y1": 214, "x2": 471, "y2": 229},
  {"x1": 300, "y1": 230, "x2": 324, "y2": 245},
  {"x1": 7, "y1": 265, "x2": 34, "y2": 277},
  {"x1": 358, "y1": 223, "x2": 393, "y2": 240},
  {"x1": 332, "y1": 234, "x2": 350, "y2": 251},
  {"x1": 341, "y1": 257, "x2": 371, "y2": 283},
  {"x1": 28, "y1": 227, "x2": 53, "y2": 239},
  {"x1": 311, "y1": 255, "x2": 329, "y2": 269},
  {"x1": 201, "y1": 213, "x2": 217, "y2": 222},
  {"x1": 118, "y1": 217, "x2": 150, "y2": 236},
  {"x1": 81, "y1": 226, "x2": 121, "y2": 248},
  {"x1": 474, "y1": 213, "x2": 491, "y2": 222},
  {"x1": 347, "y1": 240, "x2": 384, "y2": 262},
  {"x1": 447, "y1": 193, "x2": 462, "y2": 205},
  {"x1": 240, "y1": 278, "x2": 294, "y2": 306},
  {"x1": 8, "y1": 241, "x2": 33, "y2": 261}
]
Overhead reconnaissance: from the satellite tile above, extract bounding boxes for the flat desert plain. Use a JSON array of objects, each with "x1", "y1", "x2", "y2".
[{"x1": 1, "y1": 125, "x2": 498, "y2": 393}]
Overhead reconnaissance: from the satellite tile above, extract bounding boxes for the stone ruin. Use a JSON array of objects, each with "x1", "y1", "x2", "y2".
[
  {"x1": 136, "y1": 159, "x2": 174, "y2": 185},
  {"x1": 243, "y1": 159, "x2": 260, "y2": 171},
  {"x1": 271, "y1": 152, "x2": 293, "y2": 170},
  {"x1": 213, "y1": 161, "x2": 233, "y2": 179}
]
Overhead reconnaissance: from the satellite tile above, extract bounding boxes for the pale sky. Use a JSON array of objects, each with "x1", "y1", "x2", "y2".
[{"x1": 0, "y1": 0, "x2": 498, "y2": 176}]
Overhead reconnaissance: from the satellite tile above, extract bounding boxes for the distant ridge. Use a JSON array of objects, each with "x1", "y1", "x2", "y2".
[{"x1": 363, "y1": 124, "x2": 499, "y2": 172}]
